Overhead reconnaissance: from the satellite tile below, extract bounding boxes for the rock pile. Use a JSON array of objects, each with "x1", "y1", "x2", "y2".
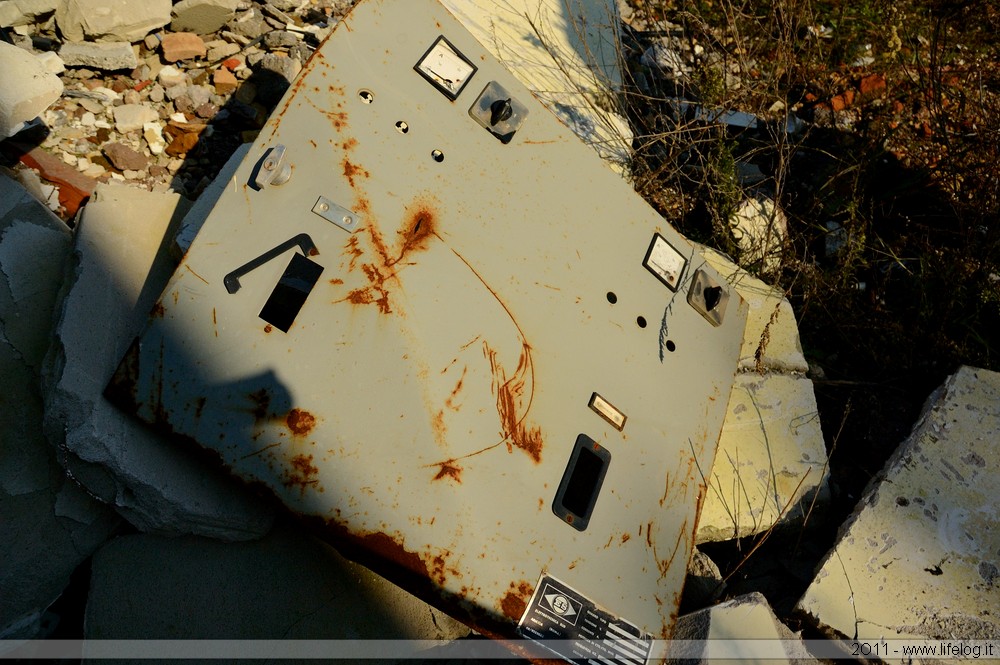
[{"x1": 0, "y1": 0, "x2": 355, "y2": 209}]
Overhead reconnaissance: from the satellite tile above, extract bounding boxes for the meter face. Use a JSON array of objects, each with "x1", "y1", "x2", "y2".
[{"x1": 108, "y1": 0, "x2": 747, "y2": 651}]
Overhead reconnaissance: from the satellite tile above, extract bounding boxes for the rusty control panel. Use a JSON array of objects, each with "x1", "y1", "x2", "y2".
[{"x1": 107, "y1": 0, "x2": 748, "y2": 658}]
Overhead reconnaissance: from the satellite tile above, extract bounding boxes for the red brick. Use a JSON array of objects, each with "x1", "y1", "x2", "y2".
[
  {"x1": 3, "y1": 142, "x2": 97, "y2": 217},
  {"x1": 859, "y1": 74, "x2": 887, "y2": 96},
  {"x1": 161, "y1": 32, "x2": 207, "y2": 63}
]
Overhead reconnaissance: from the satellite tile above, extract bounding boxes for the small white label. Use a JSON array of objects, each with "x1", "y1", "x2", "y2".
[
  {"x1": 589, "y1": 392, "x2": 626, "y2": 430},
  {"x1": 644, "y1": 234, "x2": 686, "y2": 291}
]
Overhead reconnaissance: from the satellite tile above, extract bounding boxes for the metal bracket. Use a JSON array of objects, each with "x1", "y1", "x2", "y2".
[{"x1": 311, "y1": 197, "x2": 361, "y2": 232}]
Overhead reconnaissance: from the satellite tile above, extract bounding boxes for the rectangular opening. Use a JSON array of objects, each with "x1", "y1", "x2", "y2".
[
  {"x1": 258, "y1": 252, "x2": 323, "y2": 332},
  {"x1": 553, "y1": 434, "x2": 611, "y2": 531}
]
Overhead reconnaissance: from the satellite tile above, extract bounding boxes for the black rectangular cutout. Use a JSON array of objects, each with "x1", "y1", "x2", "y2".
[
  {"x1": 258, "y1": 252, "x2": 323, "y2": 332},
  {"x1": 552, "y1": 434, "x2": 611, "y2": 531}
]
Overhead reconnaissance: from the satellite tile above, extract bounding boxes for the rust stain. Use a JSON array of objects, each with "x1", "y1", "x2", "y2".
[
  {"x1": 500, "y1": 580, "x2": 533, "y2": 620},
  {"x1": 484, "y1": 341, "x2": 542, "y2": 463},
  {"x1": 397, "y1": 201, "x2": 437, "y2": 258},
  {"x1": 247, "y1": 389, "x2": 271, "y2": 422},
  {"x1": 622, "y1": 532, "x2": 631, "y2": 544},
  {"x1": 212, "y1": 307, "x2": 217, "y2": 337},
  {"x1": 264, "y1": 324, "x2": 273, "y2": 333},
  {"x1": 309, "y1": 139, "x2": 317, "y2": 148},
  {"x1": 444, "y1": 366, "x2": 468, "y2": 411},
  {"x1": 344, "y1": 235, "x2": 363, "y2": 270},
  {"x1": 329, "y1": 278, "x2": 344, "y2": 285},
  {"x1": 151, "y1": 301, "x2": 165, "y2": 318},
  {"x1": 342, "y1": 137, "x2": 358, "y2": 151},
  {"x1": 286, "y1": 408, "x2": 317, "y2": 436},
  {"x1": 432, "y1": 460, "x2": 462, "y2": 483},
  {"x1": 335, "y1": 195, "x2": 442, "y2": 316},
  {"x1": 342, "y1": 156, "x2": 369, "y2": 188},
  {"x1": 194, "y1": 396, "x2": 206, "y2": 420},
  {"x1": 283, "y1": 453, "x2": 319, "y2": 493}
]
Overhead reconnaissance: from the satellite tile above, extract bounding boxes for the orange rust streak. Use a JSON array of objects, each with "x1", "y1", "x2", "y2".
[
  {"x1": 444, "y1": 366, "x2": 468, "y2": 411},
  {"x1": 432, "y1": 460, "x2": 462, "y2": 483},
  {"x1": 184, "y1": 265, "x2": 209, "y2": 284}
]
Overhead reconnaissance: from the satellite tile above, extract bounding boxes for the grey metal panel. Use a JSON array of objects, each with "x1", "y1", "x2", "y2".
[{"x1": 108, "y1": 0, "x2": 747, "y2": 646}]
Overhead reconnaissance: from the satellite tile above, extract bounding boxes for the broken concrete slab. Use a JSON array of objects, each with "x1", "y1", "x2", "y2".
[
  {"x1": 170, "y1": 0, "x2": 239, "y2": 35},
  {"x1": 56, "y1": 0, "x2": 171, "y2": 43},
  {"x1": 85, "y1": 522, "x2": 471, "y2": 641},
  {"x1": 692, "y1": 248, "x2": 827, "y2": 543},
  {"x1": 702, "y1": 247, "x2": 807, "y2": 373},
  {"x1": 0, "y1": 41, "x2": 64, "y2": 140},
  {"x1": 440, "y1": 0, "x2": 632, "y2": 171},
  {"x1": 58, "y1": 41, "x2": 138, "y2": 71},
  {"x1": 683, "y1": 547, "x2": 726, "y2": 610},
  {"x1": 0, "y1": 0, "x2": 58, "y2": 27},
  {"x1": 0, "y1": 171, "x2": 118, "y2": 639},
  {"x1": 796, "y1": 366, "x2": 1000, "y2": 641},
  {"x1": 671, "y1": 592, "x2": 818, "y2": 664},
  {"x1": 42, "y1": 182, "x2": 274, "y2": 540},
  {"x1": 697, "y1": 372, "x2": 828, "y2": 543}
]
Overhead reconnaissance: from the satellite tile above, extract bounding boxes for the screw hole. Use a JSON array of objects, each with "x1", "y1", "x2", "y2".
[
  {"x1": 431, "y1": 149, "x2": 444, "y2": 163},
  {"x1": 606, "y1": 292, "x2": 617, "y2": 304},
  {"x1": 666, "y1": 340, "x2": 676, "y2": 352},
  {"x1": 636, "y1": 316, "x2": 647, "y2": 328},
  {"x1": 395, "y1": 120, "x2": 409, "y2": 134},
  {"x1": 358, "y1": 89, "x2": 374, "y2": 103}
]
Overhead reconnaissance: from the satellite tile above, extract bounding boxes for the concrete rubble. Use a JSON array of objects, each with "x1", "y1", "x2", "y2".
[
  {"x1": 0, "y1": 172, "x2": 118, "y2": 640},
  {"x1": 796, "y1": 366, "x2": 1000, "y2": 641},
  {"x1": 671, "y1": 592, "x2": 818, "y2": 664},
  {"x1": 42, "y1": 182, "x2": 274, "y2": 540},
  {"x1": 56, "y1": 0, "x2": 172, "y2": 43},
  {"x1": 85, "y1": 522, "x2": 470, "y2": 641}
]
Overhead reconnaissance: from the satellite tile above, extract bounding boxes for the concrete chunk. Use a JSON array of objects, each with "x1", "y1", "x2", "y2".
[
  {"x1": 697, "y1": 373, "x2": 828, "y2": 543},
  {"x1": 0, "y1": 42, "x2": 64, "y2": 140},
  {"x1": 0, "y1": 0, "x2": 57, "y2": 27},
  {"x1": 58, "y1": 41, "x2": 138, "y2": 71},
  {"x1": 0, "y1": 172, "x2": 118, "y2": 639},
  {"x1": 671, "y1": 592, "x2": 818, "y2": 664},
  {"x1": 796, "y1": 366, "x2": 1000, "y2": 641},
  {"x1": 702, "y1": 247, "x2": 807, "y2": 373},
  {"x1": 42, "y1": 183, "x2": 274, "y2": 540},
  {"x1": 171, "y1": 0, "x2": 239, "y2": 35},
  {"x1": 56, "y1": 0, "x2": 171, "y2": 42},
  {"x1": 85, "y1": 524, "x2": 471, "y2": 641}
]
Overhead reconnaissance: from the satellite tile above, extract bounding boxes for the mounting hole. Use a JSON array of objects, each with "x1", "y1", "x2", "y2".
[
  {"x1": 666, "y1": 340, "x2": 676, "y2": 352},
  {"x1": 636, "y1": 316, "x2": 647, "y2": 328},
  {"x1": 431, "y1": 149, "x2": 444, "y2": 162},
  {"x1": 395, "y1": 120, "x2": 409, "y2": 134},
  {"x1": 358, "y1": 89, "x2": 374, "y2": 103},
  {"x1": 606, "y1": 292, "x2": 617, "y2": 304}
]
